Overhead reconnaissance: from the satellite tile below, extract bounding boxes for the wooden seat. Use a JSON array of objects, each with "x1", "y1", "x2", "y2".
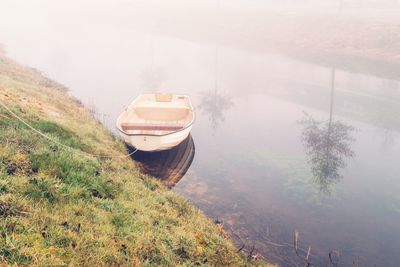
[{"x1": 121, "y1": 123, "x2": 184, "y2": 132}]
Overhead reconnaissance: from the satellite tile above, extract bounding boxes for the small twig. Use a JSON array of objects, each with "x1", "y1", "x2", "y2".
[
  {"x1": 306, "y1": 246, "x2": 311, "y2": 260},
  {"x1": 237, "y1": 243, "x2": 245, "y2": 252},
  {"x1": 228, "y1": 225, "x2": 247, "y2": 253},
  {"x1": 247, "y1": 241, "x2": 256, "y2": 260},
  {"x1": 329, "y1": 250, "x2": 340, "y2": 267},
  {"x1": 294, "y1": 231, "x2": 300, "y2": 256},
  {"x1": 294, "y1": 230, "x2": 313, "y2": 267},
  {"x1": 264, "y1": 238, "x2": 287, "y2": 248}
]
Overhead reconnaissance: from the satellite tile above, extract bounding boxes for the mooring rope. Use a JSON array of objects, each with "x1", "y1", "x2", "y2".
[{"x1": 0, "y1": 98, "x2": 137, "y2": 159}]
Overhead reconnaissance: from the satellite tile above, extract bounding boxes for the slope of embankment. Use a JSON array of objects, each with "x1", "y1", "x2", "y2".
[{"x1": 0, "y1": 53, "x2": 269, "y2": 266}]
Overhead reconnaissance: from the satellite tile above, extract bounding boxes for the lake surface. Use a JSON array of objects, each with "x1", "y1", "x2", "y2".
[{"x1": 1, "y1": 2, "x2": 400, "y2": 265}]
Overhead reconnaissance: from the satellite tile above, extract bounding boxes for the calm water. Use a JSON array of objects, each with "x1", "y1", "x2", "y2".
[{"x1": 2, "y1": 2, "x2": 400, "y2": 265}]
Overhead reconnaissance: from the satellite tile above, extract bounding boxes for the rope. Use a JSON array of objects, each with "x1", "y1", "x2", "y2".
[{"x1": 0, "y1": 98, "x2": 138, "y2": 159}]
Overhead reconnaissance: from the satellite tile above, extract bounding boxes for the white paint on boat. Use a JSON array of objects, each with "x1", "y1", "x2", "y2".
[{"x1": 116, "y1": 93, "x2": 195, "y2": 151}]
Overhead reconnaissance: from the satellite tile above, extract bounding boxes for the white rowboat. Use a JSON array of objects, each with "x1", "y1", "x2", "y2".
[{"x1": 116, "y1": 93, "x2": 195, "y2": 151}]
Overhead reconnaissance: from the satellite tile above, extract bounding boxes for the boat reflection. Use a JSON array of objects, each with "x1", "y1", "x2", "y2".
[{"x1": 128, "y1": 134, "x2": 195, "y2": 188}]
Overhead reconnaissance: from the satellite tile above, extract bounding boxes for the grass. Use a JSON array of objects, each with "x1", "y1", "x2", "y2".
[{"x1": 0, "y1": 53, "x2": 272, "y2": 266}]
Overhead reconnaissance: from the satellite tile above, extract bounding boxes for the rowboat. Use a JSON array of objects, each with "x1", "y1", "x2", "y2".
[{"x1": 116, "y1": 93, "x2": 195, "y2": 151}]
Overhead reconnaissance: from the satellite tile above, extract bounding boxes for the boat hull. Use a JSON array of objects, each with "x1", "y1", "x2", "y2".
[{"x1": 120, "y1": 125, "x2": 192, "y2": 151}]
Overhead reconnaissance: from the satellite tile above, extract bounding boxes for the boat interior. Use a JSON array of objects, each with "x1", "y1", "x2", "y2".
[{"x1": 118, "y1": 94, "x2": 194, "y2": 135}]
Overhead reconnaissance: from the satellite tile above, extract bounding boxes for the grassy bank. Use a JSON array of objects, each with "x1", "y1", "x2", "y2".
[{"x1": 0, "y1": 53, "x2": 269, "y2": 266}]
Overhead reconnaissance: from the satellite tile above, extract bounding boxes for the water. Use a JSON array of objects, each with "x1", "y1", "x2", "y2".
[{"x1": 1, "y1": 2, "x2": 400, "y2": 265}]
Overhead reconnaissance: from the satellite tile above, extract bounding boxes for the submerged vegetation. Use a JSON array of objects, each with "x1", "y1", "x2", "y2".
[{"x1": 0, "y1": 53, "x2": 267, "y2": 266}]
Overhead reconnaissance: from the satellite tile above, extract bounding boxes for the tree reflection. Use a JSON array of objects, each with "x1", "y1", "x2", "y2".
[
  {"x1": 199, "y1": 90, "x2": 234, "y2": 130},
  {"x1": 199, "y1": 45, "x2": 234, "y2": 130},
  {"x1": 300, "y1": 69, "x2": 355, "y2": 193},
  {"x1": 300, "y1": 113, "x2": 355, "y2": 193},
  {"x1": 140, "y1": 66, "x2": 167, "y2": 91}
]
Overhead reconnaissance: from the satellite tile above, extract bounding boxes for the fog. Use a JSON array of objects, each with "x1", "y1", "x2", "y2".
[
  {"x1": 1, "y1": 0, "x2": 400, "y2": 81},
  {"x1": 1, "y1": 0, "x2": 400, "y2": 266}
]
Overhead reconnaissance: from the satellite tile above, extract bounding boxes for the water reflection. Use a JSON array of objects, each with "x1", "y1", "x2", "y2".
[
  {"x1": 128, "y1": 134, "x2": 195, "y2": 188},
  {"x1": 198, "y1": 44, "x2": 234, "y2": 130},
  {"x1": 198, "y1": 90, "x2": 234, "y2": 130},
  {"x1": 140, "y1": 66, "x2": 167, "y2": 91},
  {"x1": 300, "y1": 113, "x2": 355, "y2": 193},
  {"x1": 300, "y1": 69, "x2": 356, "y2": 193}
]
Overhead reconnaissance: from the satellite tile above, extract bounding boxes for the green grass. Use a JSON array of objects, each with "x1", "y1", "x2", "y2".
[{"x1": 0, "y1": 54, "x2": 270, "y2": 266}]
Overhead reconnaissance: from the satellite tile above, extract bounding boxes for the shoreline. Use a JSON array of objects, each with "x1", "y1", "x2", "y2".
[{"x1": 0, "y1": 53, "x2": 272, "y2": 266}]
